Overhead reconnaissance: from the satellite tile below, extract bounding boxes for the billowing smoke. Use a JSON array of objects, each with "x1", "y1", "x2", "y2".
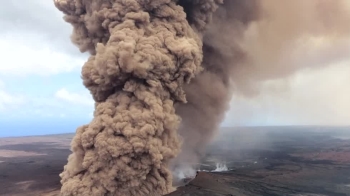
[
  {"x1": 171, "y1": 0, "x2": 350, "y2": 179},
  {"x1": 54, "y1": 0, "x2": 219, "y2": 195},
  {"x1": 53, "y1": 0, "x2": 350, "y2": 195},
  {"x1": 170, "y1": 0, "x2": 261, "y2": 176}
]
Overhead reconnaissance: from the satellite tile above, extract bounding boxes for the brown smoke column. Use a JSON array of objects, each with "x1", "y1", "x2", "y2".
[
  {"x1": 53, "y1": 0, "x2": 350, "y2": 195},
  {"x1": 54, "y1": 0, "x2": 220, "y2": 195}
]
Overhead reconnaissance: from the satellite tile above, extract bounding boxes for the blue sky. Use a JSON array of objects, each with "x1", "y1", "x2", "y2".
[
  {"x1": 0, "y1": 1, "x2": 93, "y2": 136},
  {"x1": 0, "y1": 1, "x2": 350, "y2": 137}
]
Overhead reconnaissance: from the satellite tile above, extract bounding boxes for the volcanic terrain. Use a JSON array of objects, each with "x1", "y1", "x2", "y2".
[{"x1": 0, "y1": 127, "x2": 349, "y2": 196}]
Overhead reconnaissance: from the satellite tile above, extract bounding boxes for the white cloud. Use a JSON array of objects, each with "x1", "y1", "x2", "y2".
[
  {"x1": 0, "y1": 81, "x2": 25, "y2": 111},
  {"x1": 1, "y1": 92, "x2": 93, "y2": 120},
  {"x1": 0, "y1": 0, "x2": 88, "y2": 77},
  {"x1": 55, "y1": 88, "x2": 94, "y2": 106},
  {"x1": 0, "y1": 33, "x2": 86, "y2": 76},
  {"x1": 0, "y1": 91, "x2": 23, "y2": 110}
]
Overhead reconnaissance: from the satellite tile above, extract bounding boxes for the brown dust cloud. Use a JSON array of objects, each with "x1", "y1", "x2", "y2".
[{"x1": 53, "y1": 0, "x2": 350, "y2": 195}]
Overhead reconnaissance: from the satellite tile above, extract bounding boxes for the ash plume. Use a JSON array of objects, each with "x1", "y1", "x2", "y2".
[
  {"x1": 53, "y1": 0, "x2": 350, "y2": 195},
  {"x1": 170, "y1": 0, "x2": 261, "y2": 176},
  {"x1": 54, "y1": 0, "x2": 219, "y2": 195},
  {"x1": 170, "y1": 0, "x2": 350, "y2": 183}
]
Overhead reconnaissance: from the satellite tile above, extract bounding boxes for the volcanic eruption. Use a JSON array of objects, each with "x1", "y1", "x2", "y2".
[{"x1": 53, "y1": 0, "x2": 350, "y2": 195}]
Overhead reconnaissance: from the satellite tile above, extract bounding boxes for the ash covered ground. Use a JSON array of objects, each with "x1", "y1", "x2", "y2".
[{"x1": 0, "y1": 126, "x2": 350, "y2": 196}]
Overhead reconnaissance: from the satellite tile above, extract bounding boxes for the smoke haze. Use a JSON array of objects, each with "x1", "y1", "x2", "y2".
[
  {"x1": 224, "y1": 63, "x2": 350, "y2": 126},
  {"x1": 53, "y1": 0, "x2": 350, "y2": 195},
  {"x1": 171, "y1": 0, "x2": 350, "y2": 182}
]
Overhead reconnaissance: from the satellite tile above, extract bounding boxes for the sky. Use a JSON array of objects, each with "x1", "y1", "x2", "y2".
[{"x1": 0, "y1": 1, "x2": 349, "y2": 137}]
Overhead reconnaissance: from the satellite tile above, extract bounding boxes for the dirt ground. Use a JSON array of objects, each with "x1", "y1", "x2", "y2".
[
  {"x1": 0, "y1": 127, "x2": 349, "y2": 196},
  {"x1": 0, "y1": 134, "x2": 71, "y2": 196}
]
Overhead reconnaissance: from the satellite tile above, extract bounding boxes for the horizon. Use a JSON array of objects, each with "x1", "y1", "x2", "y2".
[{"x1": 1, "y1": 121, "x2": 349, "y2": 138}]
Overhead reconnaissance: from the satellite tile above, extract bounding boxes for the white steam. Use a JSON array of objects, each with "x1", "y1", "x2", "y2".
[{"x1": 213, "y1": 162, "x2": 229, "y2": 172}]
